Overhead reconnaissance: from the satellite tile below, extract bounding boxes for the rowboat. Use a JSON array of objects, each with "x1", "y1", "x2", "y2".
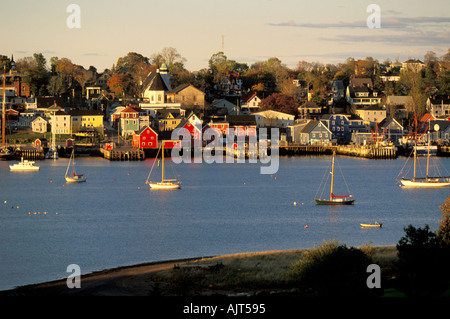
[{"x1": 360, "y1": 222, "x2": 382, "y2": 228}]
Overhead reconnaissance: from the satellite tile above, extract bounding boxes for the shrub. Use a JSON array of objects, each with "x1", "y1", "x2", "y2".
[
  {"x1": 396, "y1": 224, "x2": 449, "y2": 296},
  {"x1": 287, "y1": 240, "x2": 377, "y2": 296}
]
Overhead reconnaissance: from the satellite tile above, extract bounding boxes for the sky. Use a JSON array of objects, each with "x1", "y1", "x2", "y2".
[{"x1": 1, "y1": 0, "x2": 450, "y2": 72}]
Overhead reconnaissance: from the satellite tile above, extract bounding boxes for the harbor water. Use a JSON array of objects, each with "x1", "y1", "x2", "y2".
[{"x1": 0, "y1": 155, "x2": 449, "y2": 290}]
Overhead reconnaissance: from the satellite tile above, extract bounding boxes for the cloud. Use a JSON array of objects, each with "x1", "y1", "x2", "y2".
[
  {"x1": 268, "y1": 16, "x2": 450, "y2": 30},
  {"x1": 322, "y1": 31, "x2": 450, "y2": 46},
  {"x1": 83, "y1": 52, "x2": 108, "y2": 56}
]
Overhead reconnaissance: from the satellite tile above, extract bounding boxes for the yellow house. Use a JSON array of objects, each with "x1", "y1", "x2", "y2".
[
  {"x1": 156, "y1": 109, "x2": 182, "y2": 131},
  {"x1": 68, "y1": 109, "x2": 104, "y2": 134}
]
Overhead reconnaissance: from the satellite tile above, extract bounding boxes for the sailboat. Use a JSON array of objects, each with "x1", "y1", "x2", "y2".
[
  {"x1": 398, "y1": 124, "x2": 450, "y2": 188},
  {"x1": 1, "y1": 65, "x2": 14, "y2": 160},
  {"x1": 146, "y1": 140, "x2": 181, "y2": 189},
  {"x1": 65, "y1": 149, "x2": 86, "y2": 183},
  {"x1": 314, "y1": 150, "x2": 355, "y2": 205}
]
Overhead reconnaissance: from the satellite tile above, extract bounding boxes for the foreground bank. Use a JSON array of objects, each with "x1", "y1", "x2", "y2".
[{"x1": 1, "y1": 246, "x2": 401, "y2": 297}]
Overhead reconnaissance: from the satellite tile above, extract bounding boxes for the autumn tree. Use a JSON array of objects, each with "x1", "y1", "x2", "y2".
[
  {"x1": 259, "y1": 93, "x2": 298, "y2": 115},
  {"x1": 107, "y1": 73, "x2": 129, "y2": 97}
]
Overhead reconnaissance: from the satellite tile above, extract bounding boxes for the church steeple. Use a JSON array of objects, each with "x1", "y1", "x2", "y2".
[{"x1": 10, "y1": 54, "x2": 16, "y2": 72}]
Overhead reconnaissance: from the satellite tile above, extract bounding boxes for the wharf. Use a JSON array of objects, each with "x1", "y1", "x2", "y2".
[
  {"x1": 280, "y1": 144, "x2": 397, "y2": 159},
  {"x1": 13, "y1": 147, "x2": 45, "y2": 160},
  {"x1": 438, "y1": 145, "x2": 450, "y2": 157},
  {"x1": 100, "y1": 146, "x2": 145, "y2": 161}
]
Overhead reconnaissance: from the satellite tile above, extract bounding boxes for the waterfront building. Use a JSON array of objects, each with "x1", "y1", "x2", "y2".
[
  {"x1": 295, "y1": 120, "x2": 332, "y2": 145},
  {"x1": 321, "y1": 114, "x2": 351, "y2": 144},
  {"x1": 253, "y1": 110, "x2": 295, "y2": 129},
  {"x1": 132, "y1": 125, "x2": 158, "y2": 149}
]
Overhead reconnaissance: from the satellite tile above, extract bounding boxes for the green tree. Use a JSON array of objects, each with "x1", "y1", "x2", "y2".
[
  {"x1": 16, "y1": 53, "x2": 50, "y2": 96},
  {"x1": 396, "y1": 224, "x2": 449, "y2": 296},
  {"x1": 287, "y1": 240, "x2": 377, "y2": 296}
]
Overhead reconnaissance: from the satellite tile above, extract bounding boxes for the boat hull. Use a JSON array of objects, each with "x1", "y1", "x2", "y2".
[
  {"x1": 148, "y1": 182, "x2": 181, "y2": 190},
  {"x1": 9, "y1": 158, "x2": 39, "y2": 171},
  {"x1": 315, "y1": 198, "x2": 355, "y2": 205},
  {"x1": 9, "y1": 166, "x2": 39, "y2": 171},
  {"x1": 399, "y1": 179, "x2": 450, "y2": 188},
  {"x1": 65, "y1": 176, "x2": 87, "y2": 183},
  {"x1": 360, "y1": 223, "x2": 382, "y2": 228}
]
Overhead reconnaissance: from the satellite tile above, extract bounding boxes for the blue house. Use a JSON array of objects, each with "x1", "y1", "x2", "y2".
[
  {"x1": 320, "y1": 114, "x2": 351, "y2": 144},
  {"x1": 298, "y1": 120, "x2": 332, "y2": 145}
]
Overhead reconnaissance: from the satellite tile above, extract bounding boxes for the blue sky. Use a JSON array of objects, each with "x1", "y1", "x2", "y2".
[{"x1": 2, "y1": 0, "x2": 449, "y2": 72}]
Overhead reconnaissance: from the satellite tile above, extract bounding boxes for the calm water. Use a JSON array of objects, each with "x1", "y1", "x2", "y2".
[{"x1": 0, "y1": 154, "x2": 449, "y2": 290}]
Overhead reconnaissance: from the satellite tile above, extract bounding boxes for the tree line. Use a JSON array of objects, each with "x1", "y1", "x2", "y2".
[{"x1": 2, "y1": 48, "x2": 450, "y2": 117}]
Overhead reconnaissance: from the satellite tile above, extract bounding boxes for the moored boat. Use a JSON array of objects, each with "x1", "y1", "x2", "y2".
[
  {"x1": 9, "y1": 157, "x2": 39, "y2": 171},
  {"x1": 314, "y1": 150, "x2": 355, "y2": 205},
  {"x1": 65, "y1": 149, "x2": 86, "y2": 183},
  {"x1": 397, "y1": 118, "x2": 450, "y2": 188},
  {"x1": 146, "y1": 140, "x2": 181, "y2": 190},
  {"x1": 360, "y1": 222, "x2": 382, "y2": 228}
]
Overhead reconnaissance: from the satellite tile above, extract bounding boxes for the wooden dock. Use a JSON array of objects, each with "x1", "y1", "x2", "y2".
[
  {"x1": 280, "y1": 144, "x2": 397, "y2": 159},
  {"x1": 13, "y1": 148, "x2": 45, "y2": 160},
  {"x1": 100, "y1": 147, "x2": 145, "y2": 161}
]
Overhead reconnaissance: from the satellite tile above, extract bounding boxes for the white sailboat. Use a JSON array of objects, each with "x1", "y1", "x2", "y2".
[
  {"x1": 398, "y1": 122, "x2": 450, "y2": 188},
  {"x1": 45, "y1": 114, "x2": 58, "y2": 159},
  {"x1": 65, "y1": 149, "x2": 86, "y2": 183},
  {"x1": 146, "y1": 140, "x2": 181, "y2": 190}
]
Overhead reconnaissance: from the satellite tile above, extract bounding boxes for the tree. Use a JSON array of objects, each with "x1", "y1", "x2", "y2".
[
  {"x1": 16, "y1": 53, "x2": 50, "y2": 96},
  {"x1": 287, "y1": 240, "x2": 377, "y2": 296},
  {"x1": 115, "y1": 52, "x2": 152, "y2": 98},
  {"x1": 260, "y1": 93, "x2": 298, "y2": 115},
  {"x1": 107, "y1": 73, "x2": 129, "y2": 97},
  {"x1": 396, "y1": 224, "x2": 449, "y2": 296},
  {"x1": 438, "y1": 195, "x2": 450, "y2": 245}
]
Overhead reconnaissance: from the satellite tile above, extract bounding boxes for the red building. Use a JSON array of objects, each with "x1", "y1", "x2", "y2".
[{"x1": 132, "y1": 126, "x2": 158, "y2": 149}]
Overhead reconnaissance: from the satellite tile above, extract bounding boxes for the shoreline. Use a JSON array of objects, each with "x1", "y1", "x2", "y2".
[{"x1": 0, "y1": 246, "x2": 398, "y2": 296}]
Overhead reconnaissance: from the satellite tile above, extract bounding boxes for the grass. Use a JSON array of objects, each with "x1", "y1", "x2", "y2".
[{"x1": 151, "y1": 246, "x2": 402, "y2": 296}]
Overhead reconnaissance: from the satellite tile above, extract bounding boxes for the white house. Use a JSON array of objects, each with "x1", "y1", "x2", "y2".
[
  {"x1": 253, "y1": 110, "x2": 295, "y2": 128},
  {"x1": 31, "y1": 116, "x2": 48, "y2": 133},
  {"x1": 50, "y1": 110, "x2": 71, "y2": 134},
  {"x1": 241, "y1": 93, "x2": 261, "y2": 113}
]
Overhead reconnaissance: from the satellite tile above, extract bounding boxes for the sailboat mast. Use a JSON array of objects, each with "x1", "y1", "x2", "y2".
[
  {"x1": 426, "y1": 122, "x2": 430, "y2": 181},
  {"x1": 161, "y1": 141, "x2": 165, "y2": 182},
  {"x1": 2, "y1": 65, "x2": 6, "y2": 151},
  {"x1": 330, "y1": 150, "x2": 335, "y2": 199}
]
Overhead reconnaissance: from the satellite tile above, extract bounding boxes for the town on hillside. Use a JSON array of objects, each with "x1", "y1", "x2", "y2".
[{"x1": 1, "y1": 49, "x2": 450, "y2": 159}]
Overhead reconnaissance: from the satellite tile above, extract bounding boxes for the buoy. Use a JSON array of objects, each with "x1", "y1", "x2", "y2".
[
  {"x1": 302, "y1": 203, "x2": 304, "y2": 205},
  {"x1": 293, "y1": 202, "x2": 297, "y2": 206},
  {"x1": 50, "y1": 180, "x2": 53, "y2": 183},
  {"x1": 114, "y1": 179, "x2": 117, "y2": 181},
  {"x1": 244, "y1": 182, "x2": 246, "y2": 185},
  {"x1": 274, "y1": 177, "x2": 277, "y2": 180},
  {"x1": 304, "y1": 225, "x2": 308, "y2": 229},
  {"x1": 4, "y1": 200, "x2": 6, "y2": 204},
  {"x1": 138, "y1": 187, "x2": 140, "y2": 189}
]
